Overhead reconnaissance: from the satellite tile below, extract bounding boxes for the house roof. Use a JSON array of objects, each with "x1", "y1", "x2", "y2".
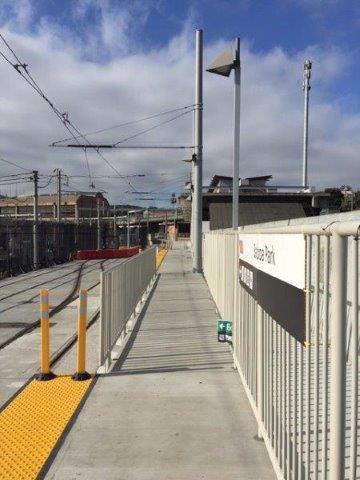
[{"x1": 208, "y1": 174, "x2": 273, "y2": 192}]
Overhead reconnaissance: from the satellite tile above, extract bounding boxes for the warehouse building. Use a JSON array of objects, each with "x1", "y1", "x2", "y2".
[{"x1": 0, "y1": 192, "x2": 109, "y2": 221}]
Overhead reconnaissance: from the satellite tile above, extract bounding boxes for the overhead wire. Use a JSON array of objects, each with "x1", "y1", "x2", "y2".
[
  {"x1": 113, "y1": 109, "x2": 194, "y2": 146},
  {"x1": 52, "y1": 104, "x2": 195, "y2": 145},
  {"x1": 0, "y1": 157, "x2": 32, "y2": 172},
  {"x1": 0, "y1": 33, "x2": 193, "y2": 199},
  {"x1": 0, "y1": 32, "x2": 134, "y2": 188}
]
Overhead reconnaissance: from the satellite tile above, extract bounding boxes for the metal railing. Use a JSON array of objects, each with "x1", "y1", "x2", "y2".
[
  {"x1": 203, "y1": 220, "x2": 360, "y2": 480},
  {"x1": 99, "y1": 246, "x2": 156, "y2": 370}
]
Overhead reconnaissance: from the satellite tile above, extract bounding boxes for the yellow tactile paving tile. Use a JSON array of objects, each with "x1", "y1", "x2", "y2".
[
  {"x1": 0, "y1": 375, "x2": 93, "y2": 480},
  {"x1": 156, "y1": 249, "x2": 167, "y2": 269}
]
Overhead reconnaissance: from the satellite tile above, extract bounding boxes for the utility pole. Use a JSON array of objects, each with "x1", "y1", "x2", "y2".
[
  {"x1": 32, "y1": 170, "x2": 39, "y2": 269},
  {"x1": 56, "y1": 168, "x2": 61, "y2": 222},
  {"x1": 96, "y1": 196, "x2": 101, "y2": 249},
  {"x1": 193, "y1": 28, "x2": 203, "y2": 273},
  {"x1": 232, "y1": 37, "x2": 240, "y2": 229},
  {"x1": 302, "y1": 60, "x2": 312, "y2": 189}
]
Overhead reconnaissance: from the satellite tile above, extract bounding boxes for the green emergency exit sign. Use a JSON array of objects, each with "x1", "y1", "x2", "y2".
[{"x1": 217, "y1": 320, "x2": 232, "y2": 343}]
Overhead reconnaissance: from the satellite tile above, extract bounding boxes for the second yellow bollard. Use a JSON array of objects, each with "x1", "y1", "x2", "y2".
[{"x1": 72, "y1": 289, "x2": 91, "y2": 381}]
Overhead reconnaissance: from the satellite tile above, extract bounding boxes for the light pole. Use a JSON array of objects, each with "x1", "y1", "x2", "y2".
[
  {"x1": 302, "y1": 59, "x2": 312, "y2": 189},
  {"x1": 192, "y1": 28, "x2": 203, "y2": 272},
  {"x1": 207, "y1": 37, "x2": 241, "y2": 230}
]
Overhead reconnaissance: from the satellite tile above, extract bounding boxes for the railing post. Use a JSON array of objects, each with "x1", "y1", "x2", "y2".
[
  {"x1": 37, "y1": 289, "x2": 55, "y2": 381},
  {"x1": 257, "y1": 303, "x2": 264, "y2": 439},
  {"x1": 233, "y1": 233, "x2": 238, "y2": 369},
  {"x1": 99, "y1": 271, "x2": 105, "y2": 370},
  {"x1": 72, "y1": 289, "x2": 91, "y2": 381},
  {"x1": 329, "y1": 231, "x2": 346, "y2": 480}
]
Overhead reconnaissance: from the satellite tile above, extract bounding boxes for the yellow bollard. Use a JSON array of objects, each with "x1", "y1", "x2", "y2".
[
  {"x1": 37, "y1": 289, "x2": 55, "y2": 381},
  {"x1": 72, "y1": 289, "x2": 91, "y2": 381}
]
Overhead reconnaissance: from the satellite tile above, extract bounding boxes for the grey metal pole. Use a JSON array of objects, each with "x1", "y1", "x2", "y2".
[
  {"x1": 193, "y1": 28, "x2": 203, "y2": 273},
  {"x1": 302, "y1": 60, "x2": 311, "y2": 189},
  {"x1": 190, "y1": 110, "x2": 195, "y2": 248},
  {"x1": 232, "y1": 38, "x2": 241, "y2": 230},
  {"x1": 329, "y1": 231, "x2": 346, "y2": 480},
  {"x1": 57, "y1": 168, "x2": 61, "y2": 223},
  {"x1": 97, "y1": 196, "x2": 101, "y2": 249},
  {"x1": 33, "y1": 170, "x2": 39, "y2": 269}
]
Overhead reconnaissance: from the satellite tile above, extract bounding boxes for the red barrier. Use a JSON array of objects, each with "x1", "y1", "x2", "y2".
[{"x1": 72, "y1": 247, "x2": 139, "y2": 260}]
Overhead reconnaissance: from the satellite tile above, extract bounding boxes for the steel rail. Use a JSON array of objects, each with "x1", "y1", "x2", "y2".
[{"x1": 0, "y1": 259, "x2": 108, "y2": 350}]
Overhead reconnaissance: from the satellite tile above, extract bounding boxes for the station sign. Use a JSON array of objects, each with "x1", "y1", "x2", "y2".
[{"x1": 238, "y1": 233, "x2": 306, "y2": 343}]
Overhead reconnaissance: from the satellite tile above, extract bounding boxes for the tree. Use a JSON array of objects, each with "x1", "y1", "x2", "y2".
[{"x1": 324, "y1": 188, "x2": 343, "y2": 211}]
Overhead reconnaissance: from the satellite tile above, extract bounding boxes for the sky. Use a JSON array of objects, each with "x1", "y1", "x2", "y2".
[{"x1": 0, "y1": 0, "x2": 359, "y2": 206}]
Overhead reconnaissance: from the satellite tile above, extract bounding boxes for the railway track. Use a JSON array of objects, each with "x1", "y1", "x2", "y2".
[{"x1": 0, "y1": 259, "x2": 111, "y2": 351}]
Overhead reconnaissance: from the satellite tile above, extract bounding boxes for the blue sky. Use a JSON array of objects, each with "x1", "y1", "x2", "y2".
[{"x1": 0, "y1": 0, "x2": 359, "y2": 203}]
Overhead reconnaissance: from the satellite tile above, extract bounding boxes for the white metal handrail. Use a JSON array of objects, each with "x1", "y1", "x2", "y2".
[
  {"x1": 99, "y1": 246, "x2": 156, "y2": 370},
  {"x1": 203, "y1": 220, "x2": 360, "y2": 480}
]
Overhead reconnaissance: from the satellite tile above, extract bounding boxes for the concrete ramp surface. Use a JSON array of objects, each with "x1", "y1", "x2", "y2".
[{"x1": 46, "y1": 248, "x2": 275, "y2": 480}]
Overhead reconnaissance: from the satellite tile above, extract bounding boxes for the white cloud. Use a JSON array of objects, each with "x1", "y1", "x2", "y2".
[{"x1": 0, "y1": 3, "x2": 358, "y2": 206}]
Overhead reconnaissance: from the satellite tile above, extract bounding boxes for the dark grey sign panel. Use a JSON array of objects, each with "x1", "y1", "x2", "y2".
[{"x1": 239, "y1": 259, "x2": 305, "y2": 343}]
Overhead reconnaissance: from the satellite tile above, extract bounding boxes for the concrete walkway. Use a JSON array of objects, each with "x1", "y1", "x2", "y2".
[{"x1": 46, "y1": 248, "x2": 275, "y2": 480}]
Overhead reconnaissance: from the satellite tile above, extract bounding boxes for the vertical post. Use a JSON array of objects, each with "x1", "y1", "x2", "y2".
[
  {"x1": 302, "y1": 60, "x2": 312, "y2": 189},
  {"x1": 165, "y1": 211, "x2": 168, "y2": 239},
  {"x1": 37, "y1": 289, "x2": 55, "y2": 381},
  {"x1": 350, "y1": 236, "x2": 358, "y2": 479},
  {"x1": 233, "y1": 37, "x2": 241, "y2": 230},
  {"x1": 190, "y1": 166, "x2": 195, "y2": 247},
  {"x1": 174, "y1": 206, "x2": 177, "y2": 240},
  {"x1": 147, "y1": 209, "x2": 150, "y2": 245},
  {"x1": 257, "y1": 303, "x2": 264, "y2": 439},
  {"x1": 329, "y1": 231, "x2": 346, "y2": 480},
  {"x1": 33, "y1": 170, "x2": 39, "y2": 269},
  {"x1": 193, "y1": 28, "x2": 203, "y2": 273},
  {"x1": 127, "y1": 213, "x2": 130, "y2": 248},
  {"x1": 113, "y1": 205, "x2": 117, "y2": 247},
  {"x1": 72, "y1": 289, "x2": 91, "y2": 381},
  {"x1": 56, "y1": 168, "x2": 61, "y2": 223},
  {"x1": 97, "y1": 196, "x2": 101, "y2": 250}
]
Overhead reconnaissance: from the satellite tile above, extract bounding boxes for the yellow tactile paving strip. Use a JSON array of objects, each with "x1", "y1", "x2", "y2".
[
  {"x1": 0, "y1": 375, "x2": 93, "y2": 480},
  {"x1": 156, "y1": 248, "x2": 167, "y2": 269}
]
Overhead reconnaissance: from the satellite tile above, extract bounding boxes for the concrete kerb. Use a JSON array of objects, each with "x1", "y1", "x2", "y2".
[{"x1": 97, "y1": 273, "x2": 158, "y2": 374}]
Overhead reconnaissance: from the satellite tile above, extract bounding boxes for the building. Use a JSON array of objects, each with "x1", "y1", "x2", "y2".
[
  {"x1": 179, "y1": 174, "x2": 332, "y2": 230},
  {"x1": 208, "y1": 174, "x2": 273, "y2": 193},
  {"x1": 0, "y1": 192, "x2": 109, "y2": 221}
]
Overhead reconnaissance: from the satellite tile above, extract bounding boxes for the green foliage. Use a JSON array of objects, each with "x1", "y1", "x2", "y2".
[{"x1": 324, "y1": 188, "x2": 343, "y2": 211}]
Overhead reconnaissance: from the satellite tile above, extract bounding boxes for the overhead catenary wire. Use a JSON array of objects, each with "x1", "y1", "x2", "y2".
[
  {"x1": 113, "y1": 109, "x2": 194, "y2": 146},
  {"x1": 52, "y1": 105, "x2": 195, "y2": 145},
  {"x1": 0, "y1": 33, "x2": 197, "y2": 205},
  {"x1": 0, "y1": 32, "x2": 136, "y2": 188},
  {"x1": 0, "y1": 157, "x2": 32, "y2": 172}
]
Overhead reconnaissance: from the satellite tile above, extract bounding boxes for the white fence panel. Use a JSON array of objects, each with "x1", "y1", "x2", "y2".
[
  {"x1": 99, "y1": 246, "x2": 156, "y2": 369},
  {"x1": 203, "y1": 223, "x2": 360, "y2": 480}
]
